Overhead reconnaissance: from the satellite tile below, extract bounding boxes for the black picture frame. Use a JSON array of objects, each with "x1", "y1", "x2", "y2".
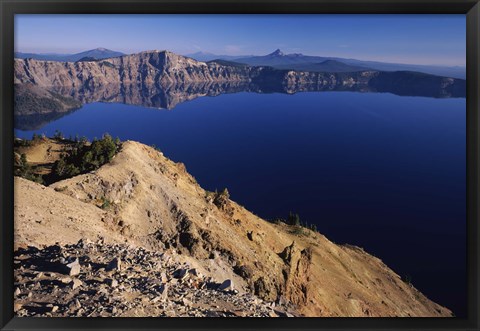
[{"x1": 1, "y1": 1, "x2": 479, "y2": 330}]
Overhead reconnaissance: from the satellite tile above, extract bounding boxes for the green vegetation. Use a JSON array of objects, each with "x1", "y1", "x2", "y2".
[
  {"x1": 14, "y1": 133, "x2": 43, "y2": 148},
  {"x1": 213, "y1": 188, "x2": 230, "y2": 208},
  {"x1": 402, "y1": 274, "x2": 413, "y2": 286},
  {"x1": 100, "y1": 196, "x2": 112, "y2": 210},
  {"x1": 14, "y1": 153, "x2": 44, "y2": 184},
  {"x1": 287, "y1": 212, "x2": 301, "y2": 226},
  {"x1": 291, "y1": 225, "x2": 307, "y2": 236},
  {"x1": 15, "y1": 133, "x2": 120, "y2": 184},
  {"x1": 14, "y1": 87, "x2": 81, "y2": 116},
  {"x1": 268, "y1": 211, "x2": 320, "y2": 236},
  {"x1": 52, "y1": 133, "x2": 121, "y2": 180},
  {"x1": 53, "y1": 130, "x2": 64, "y2": 140},
  {"x1": 15, "y1": 93, "x2": 64, "y2": 113},
  {"x1": 205, "y1": 188, "x2": 230, "y2": 208},
  {"x1": 150, "y1": 144, "x2": 161, "y2": 152}
]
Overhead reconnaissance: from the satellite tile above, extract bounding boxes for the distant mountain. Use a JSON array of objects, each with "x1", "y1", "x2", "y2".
[
  {"x1": 14, "y1": 52, "x2": 69, "y2": 62},
  {"x1": 235, "y1": 49, "x2": 330, "y2": 67},
  {"x1": 275, "y1": 60, "x2": 372, "y2": 73},
  {"x1": 68, "y1": 48, "x2": 124, "y2": 61},
  {"x1": 14, "y1": 48, "x2": 125, "y2": 62},
  {"x1": 208, "y1": 49, "x2": 466, "y2": 79},
  {"x1": 185, "y1": 51, "x2": 253, "y2": 62}
]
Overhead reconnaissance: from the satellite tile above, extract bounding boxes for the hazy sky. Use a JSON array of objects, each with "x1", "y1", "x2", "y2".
[{"x1": 15, "y1": 14, "x2": 466, "y2": 66}]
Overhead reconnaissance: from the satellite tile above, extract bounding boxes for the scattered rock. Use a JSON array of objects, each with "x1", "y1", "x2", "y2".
[
  {"x1": 218, "y1": 279, "x2": 234, "y2": 291},
  {"x1": 70, "y1": 279, "x2": 83, "y2": 290},
  {"x1": 173, "y1": 268, "x2": 188, "y2": 279},
  {"x1": 161, "y1": 284, "x2": 169, "y2": 301},
  {"x1": 188, "y1": 268, "x2": 199, "y2": 277},
  {"x1": 107, "y1": 258, "x2": 121, "y2": 271},
  {"x1": 14, "y1": 303, "x2": 23, "y2": 312},
  {"x1": 160, "y1": 272, "x2": 168, "y2": 283},
  {"x1": 269, "y1": 310, "x2": 278, "y2": 317},
  {"x1": 106, "y1": 278, "x2": 118, "y2": 287},
  {"x1": 60, "y1": 277, "x2": 72, "y2": 284},
  {"x1": 66, "y1": 258, "x2": 81, "y2": 276},
  {"x1": 13, "y1": 242, "x2": 293, "y2": 317},
  {"x1": 182, "y1": 298, "x2": 192, "y2": 307}
]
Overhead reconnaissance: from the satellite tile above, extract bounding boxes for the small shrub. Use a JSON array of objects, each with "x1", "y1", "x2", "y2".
[
  {"x1": 213, "y1": 188, "x2": 230, "y2": 209},
  {"x1": 54, "y1": 186, "x2": 68, "y2": 192},
  {"x1": 53, "y1": 129, "x2": 64, "y2": 140},
  {"x1": 271, "y1": 218, "x2": 285, "y2": 225},
  {"x1": 14, "y1": 138, "x2": 32, "y2": 148},
  {"x1": 100, "y1": 197, "x2": 112, "y2": 210},
  {"x1": 403, "y1": 274, "x2": 413, "y2": 285},
  {"x1": 290, "y1": 225, "x2": 306, "y2": 236}
]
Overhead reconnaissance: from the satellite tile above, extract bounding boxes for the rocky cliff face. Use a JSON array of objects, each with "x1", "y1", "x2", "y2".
[
  {"x1": 14, "y1": 51, "x2": 252, "y2": 88},
  {"x1": 15, "y1": 140, "x2": 453, "y2": 317},
  {"x1": 14, "y1": 50, "x2": 372, "y2": 92}
]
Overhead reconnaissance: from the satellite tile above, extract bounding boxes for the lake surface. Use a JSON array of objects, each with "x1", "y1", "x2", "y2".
[{"x1": 15, "y1": 91, "x2": 466, "y2": 316}]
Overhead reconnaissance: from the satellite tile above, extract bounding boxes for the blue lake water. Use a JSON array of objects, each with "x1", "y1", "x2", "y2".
[{"x1": 15, "y1": 91, "x2": 466, "y2": 316}]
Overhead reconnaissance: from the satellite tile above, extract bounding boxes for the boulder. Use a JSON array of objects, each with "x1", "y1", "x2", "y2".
[
  {"x1": 66, "y1": 258, "x2": 81, "y2": 276},
  {"x1": 106, "y1": 258, "x2": 121, "y2": 271},
  {"x1": 160, "y1": 284, "x2": 168, "y2": 300},
  {"x1": 70, "y1": 278, "x2": 83, "y2": 290},
  {"x1": 160, "y1": 272, "x2": 168, "y2": 283},
  {"x1": 218, "y1": 279, "x2": 234, "y2": 291},
  {"x1": 106, "y1": 278, "x2": 118, "y2": 287},
  {"x1": 173, "y1": 268, "x2": 188, "y2": 279}
]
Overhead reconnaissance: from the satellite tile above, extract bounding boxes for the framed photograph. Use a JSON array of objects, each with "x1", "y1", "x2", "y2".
[{"x1": 1, "y1": 0, "x2": 479, "y2": 330}]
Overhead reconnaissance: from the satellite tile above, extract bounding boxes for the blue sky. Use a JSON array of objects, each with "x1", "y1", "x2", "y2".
[{"x1": 15, "y1": 14, "x2": 465, "y2": 66}]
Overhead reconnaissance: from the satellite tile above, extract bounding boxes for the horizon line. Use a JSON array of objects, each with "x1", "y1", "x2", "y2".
[{"x1": 14, "y1": 47, "x2": 467, "y2": 68}]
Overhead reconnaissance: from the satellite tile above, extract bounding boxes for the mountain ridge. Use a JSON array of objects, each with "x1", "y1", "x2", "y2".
[{"x1": 15, "y1": 47, "x2": 125, "y2": 62}]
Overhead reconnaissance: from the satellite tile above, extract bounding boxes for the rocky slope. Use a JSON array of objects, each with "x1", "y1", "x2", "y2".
[
  {"x1": 15, "y1": 140, "x2": 453, "y2": 317},
  {"x1": 14, "y1": 240, "x2": 295, "y2": 317}
]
